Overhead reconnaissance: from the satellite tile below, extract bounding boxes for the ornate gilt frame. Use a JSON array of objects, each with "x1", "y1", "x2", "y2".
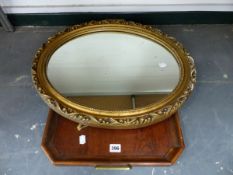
[{"x1": 32, "y1": 19, "x2": 196, "y2": 129}]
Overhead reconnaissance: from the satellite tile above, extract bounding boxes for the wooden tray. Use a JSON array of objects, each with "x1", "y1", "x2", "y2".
[{"x1": 41, "y1": 109, "x2": 184, "y2": 169}]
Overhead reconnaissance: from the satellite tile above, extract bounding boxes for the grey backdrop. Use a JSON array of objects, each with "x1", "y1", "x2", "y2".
[{"x1": 0, "y1": 24, "x2": 233, "y2": 175}]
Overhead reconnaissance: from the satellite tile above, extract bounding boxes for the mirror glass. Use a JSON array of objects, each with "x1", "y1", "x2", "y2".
[{"x1": 47, "y1": 32, "x2": 180, "y2": 111}]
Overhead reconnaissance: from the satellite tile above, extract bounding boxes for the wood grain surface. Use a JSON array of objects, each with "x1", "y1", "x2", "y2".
[{"x1": 42, "y1": 109, "x2": 184, "y2": 167}]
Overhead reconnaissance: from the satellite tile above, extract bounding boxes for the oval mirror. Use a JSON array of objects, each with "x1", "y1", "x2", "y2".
[{"x1": 32, "y1": 20, "x2": 196, "y2": 129}]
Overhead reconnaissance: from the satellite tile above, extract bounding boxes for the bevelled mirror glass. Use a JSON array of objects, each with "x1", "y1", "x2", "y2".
[
  {"x1": 32, "y1": 20, "x2": 196, "y2": 129},
  {"x1": 47, "y1": 32, "x2": 180, "y2": 111}
]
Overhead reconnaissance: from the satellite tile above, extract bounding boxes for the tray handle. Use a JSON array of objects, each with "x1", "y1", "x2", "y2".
[{"x1": 95, "y1": 165, "x2": 132, "y2": 170}]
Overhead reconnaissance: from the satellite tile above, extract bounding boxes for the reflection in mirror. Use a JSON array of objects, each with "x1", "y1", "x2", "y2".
[{"x1": 47, "y1": 32, "x2": 180, "y2": 110}]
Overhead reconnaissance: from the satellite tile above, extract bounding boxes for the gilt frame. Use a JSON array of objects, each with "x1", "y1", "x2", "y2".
[{"x1": 32, "y1": 19, "x2": 196, "y2": 129}]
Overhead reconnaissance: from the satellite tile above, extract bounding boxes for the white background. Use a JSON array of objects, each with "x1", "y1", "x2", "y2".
[{"x1": 1, "y1": 0, "x2": 233, "y2": 13}]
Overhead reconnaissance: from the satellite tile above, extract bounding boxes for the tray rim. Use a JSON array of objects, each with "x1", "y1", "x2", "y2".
[{"x1": 41, "y1": 109, "x2": 185, "y2": 166}]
